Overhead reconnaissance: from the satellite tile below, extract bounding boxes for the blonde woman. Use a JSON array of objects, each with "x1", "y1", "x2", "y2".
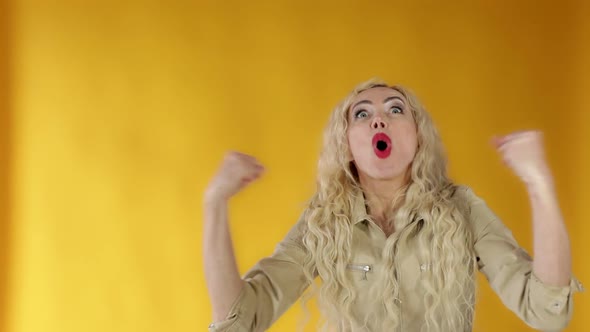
[{"x1": 203, "y1": 79, "x2": 582, "y2": 331}]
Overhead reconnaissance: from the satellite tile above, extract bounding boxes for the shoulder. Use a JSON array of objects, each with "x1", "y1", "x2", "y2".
[
  {"x1": 450, "y1": 184, "x2": 499, "y2": 234},
  {"x1": 450, "y1": 184, "x2": 477, "y2": 202},
  {"x1": 450, "y1": 184, "x2": 489, "y2": 208},
  {"x1": 448, "y1": 184, "x2": 476, "y2": 215}
]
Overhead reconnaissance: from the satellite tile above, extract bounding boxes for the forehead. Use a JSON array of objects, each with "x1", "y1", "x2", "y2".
[{"x1": 352, "y1": 86, "x2": 406, "y2": 104}]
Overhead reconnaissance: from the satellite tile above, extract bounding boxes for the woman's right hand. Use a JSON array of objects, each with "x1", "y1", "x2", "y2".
[{"x1": 205, "y1": 151, "x2": 265, "y2": 202}]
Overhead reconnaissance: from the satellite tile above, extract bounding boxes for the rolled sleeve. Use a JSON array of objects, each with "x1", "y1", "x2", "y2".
[
  {"x1": 208, "y1": 215, "x2": 311, "y2": 332},
  {"x1": 459, "y1": 186, "x2": 583, "y2": 330},
  {"x1": 524, "y1": 272, "x2": 583, "y2": 326},
  {"x1": 208, "y1": 285, "x2": 249, "y2": 331}
]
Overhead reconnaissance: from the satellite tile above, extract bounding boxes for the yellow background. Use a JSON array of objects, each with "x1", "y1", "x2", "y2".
[{"x1": 1, "y1": 1, "x2": 589, "y2": 331}]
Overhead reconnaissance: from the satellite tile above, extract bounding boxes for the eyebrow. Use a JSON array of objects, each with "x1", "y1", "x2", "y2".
[{"x1": 351, "y1": 96, "x2": 405, "y2": 110}]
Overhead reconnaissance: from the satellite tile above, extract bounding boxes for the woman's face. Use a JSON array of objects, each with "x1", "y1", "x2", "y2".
[{"x1": 347, "y1": 87, "x2": 418, "y2": 181}]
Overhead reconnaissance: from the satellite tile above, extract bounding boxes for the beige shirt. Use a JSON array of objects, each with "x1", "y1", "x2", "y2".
[{"x1": 208, "y1": 186, "x2": 583, "y2": 331}]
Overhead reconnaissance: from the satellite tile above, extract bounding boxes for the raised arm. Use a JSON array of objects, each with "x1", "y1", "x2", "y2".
[
  {"x1": 492, "y1": 131, "x2": 571, "y2": 286},
  {"x1": 462, "y1": 131, "x2": 583, "y2": 330},
  {"x1": 204, "y1": 152, "x2": 265, "y2": 321},
  {"x1": 203, "y1": 196, "x2": 245, "y2": 322},
  {"x1": 463, "y1": 185, "x2": 582, "y2": 330},
  {"x1": 203, "y1": 152, "x2": 311, "y2": 331}
]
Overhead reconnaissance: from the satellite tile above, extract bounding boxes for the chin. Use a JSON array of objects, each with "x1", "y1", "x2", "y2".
[
  {"x1": 367, "y1": 168, "x2": 406, "y2": 181},
  {"x1": 353, "y1": 158, "x2": 411, "y2": 182},
  {"x1": 376, "y1": 173, "x2": 404, "y2": 181}
]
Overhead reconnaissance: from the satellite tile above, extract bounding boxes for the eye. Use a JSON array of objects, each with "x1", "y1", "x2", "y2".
[
  {"x1": 390, "y1": 106, "x2": 403, "y2": 114},
  {"x1": 354, "y1": 109, "x2": 369, "y2": 118}
]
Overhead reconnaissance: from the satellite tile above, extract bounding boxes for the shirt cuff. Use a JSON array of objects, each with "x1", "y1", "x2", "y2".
[
  {"x1": 529, "y1": 271, "x2": 583, "y2": 315},
  {"x1": 208, "y1": 284, "x2": 251, "y2": 332}
]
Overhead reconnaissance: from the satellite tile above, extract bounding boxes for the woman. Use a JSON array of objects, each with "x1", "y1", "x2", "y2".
[{"x1": 203, "y1": 79, "x2": 582, "y2": 331}]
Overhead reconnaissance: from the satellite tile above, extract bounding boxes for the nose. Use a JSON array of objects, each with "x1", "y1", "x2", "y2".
[{"x1": 371, "y1": 116, "x2": 387, "y2": 129}]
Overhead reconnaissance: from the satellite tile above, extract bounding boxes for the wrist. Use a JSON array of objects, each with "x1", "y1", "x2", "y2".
[
  {"x1": 523, "y1": 164, "x2": 554, "y2": 188},
  {"x1": 526, "y1": 175, "x2": 556, "y2": 200},
  {"x1": 204, "y1": 189, "x2": 230, "y2": 206}
]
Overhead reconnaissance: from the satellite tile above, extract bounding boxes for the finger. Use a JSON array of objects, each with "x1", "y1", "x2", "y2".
[
  {"x1": 232, "y1": 151, "x2": 260, "y2": 164},
  {"x1": 242, "y1": 172, "x2": 263, "y2": 184},
  {"x1": 497, "y1": 132, "x2": 540, "y2": 152},
  {"x1": 241, "y1": 176, "x2": 255, "y2": 184},
  {"x1": 247, "y1": 163, "x2": 265, "y2": 173},
  {"x1": 244, "y1": 156, "x2": 265, "y2": 169},
  {"x1": 501, "y1": 134, "x2": 536, "y2": 151},
  {"x1": 254, "y1": 165, "x2": 265, "y2": 178},
  {"x1": 226, "y1": 152, "x2": 256, "y2": 167},
  {"x1": 242, "y1": 165, "x2": 265, "y2": 182},
  {"x1": 502, "y1": 130, "x2": 537, "y2": 143},
  {"x1": 490, "y1": 135, "x2": 504, "y2": 149}
]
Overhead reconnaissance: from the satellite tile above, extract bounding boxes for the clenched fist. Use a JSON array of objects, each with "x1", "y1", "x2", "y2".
[
  {"x1": 491, "y1": 130, "x2": 553, "y2": 187},
  {"x1": 205, "y1": 151, "x2": 265, "y2": 202}
]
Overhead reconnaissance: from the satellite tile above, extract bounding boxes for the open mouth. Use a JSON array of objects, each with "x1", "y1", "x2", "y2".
[{"x1": 372, "y1": 133, "x2": 392, "y2": 159}]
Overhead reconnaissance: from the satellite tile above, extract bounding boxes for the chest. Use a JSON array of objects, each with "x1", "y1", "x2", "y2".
[
  {"x1": 346, "y1": 225, "x2": 427, "y2": 292},
  {"x1": 344, "y1": 223, "x2": 434, "y2": 328}
]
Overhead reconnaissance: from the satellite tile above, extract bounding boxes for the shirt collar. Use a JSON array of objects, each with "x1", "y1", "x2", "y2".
[{"x1": 351, "y1": 188, "x2": 369, "y2": 225}]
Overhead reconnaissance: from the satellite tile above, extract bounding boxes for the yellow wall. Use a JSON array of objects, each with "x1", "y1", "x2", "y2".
[
  {"x1": 0, "y1": 0, "x2": 13, "y2": 330},
  {"x1": 2, "y1": 1, "x2": 588, "y2": 331},
  {"x1": 569, "y1": 1, "x2": 590, "y2": 331}
]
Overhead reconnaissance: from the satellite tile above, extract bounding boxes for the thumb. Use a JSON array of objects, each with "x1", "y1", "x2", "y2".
[{"x1": 490, "y1": 135, "x2": 506, "y2": 149}]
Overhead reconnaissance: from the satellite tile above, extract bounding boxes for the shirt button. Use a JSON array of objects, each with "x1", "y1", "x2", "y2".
[
  {"x1": 552, "y1": 302, "x2": 562, "y2": 309},
  {"x1": 420, "y1": 264, "x2": 427, "y2": 271}
]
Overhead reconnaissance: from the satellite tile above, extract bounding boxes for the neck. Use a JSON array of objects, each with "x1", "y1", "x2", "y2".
[{"x1": 358, "y1": 171, "x2": 409, "y2": 225}]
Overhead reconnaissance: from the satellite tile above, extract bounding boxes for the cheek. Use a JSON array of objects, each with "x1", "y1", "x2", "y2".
[
  {"x1": 394, "y1": 123, "x2": 418, "y2": 154},
  {"x1": 347, "y1": 128, "x2": 364, "y2": 156}
]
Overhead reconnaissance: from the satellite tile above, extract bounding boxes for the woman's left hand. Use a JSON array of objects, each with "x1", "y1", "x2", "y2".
[{"x1": 491, "y1": 130, "x2": 553, "y2": 187}]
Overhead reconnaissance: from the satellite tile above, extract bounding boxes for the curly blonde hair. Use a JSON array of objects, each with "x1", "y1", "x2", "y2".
[{"x1": 301, "y1": 79, "x2": 477, "y2": 331}]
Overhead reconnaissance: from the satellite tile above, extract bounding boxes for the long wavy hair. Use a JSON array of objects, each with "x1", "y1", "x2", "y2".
[{"x1": 301, "y1": 79, "x2": 477, "y2": 331}]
